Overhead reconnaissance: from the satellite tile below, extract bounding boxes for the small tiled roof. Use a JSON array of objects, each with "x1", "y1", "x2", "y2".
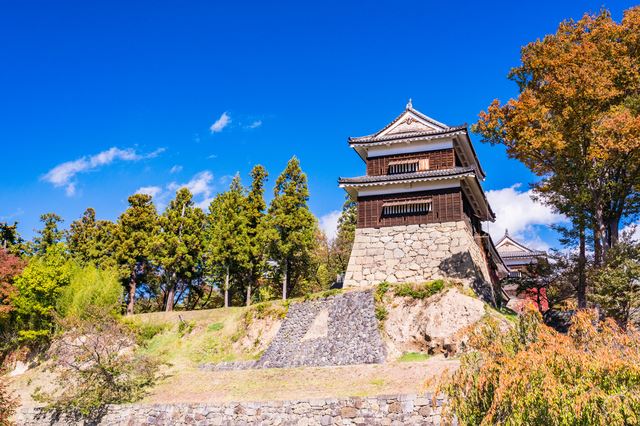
[
  {"x1": 500, "y1": 250, "x2": 546, "y2": 259},
  {"x1": 338, "y1": 167, "x2": 475, "y2": 185}
]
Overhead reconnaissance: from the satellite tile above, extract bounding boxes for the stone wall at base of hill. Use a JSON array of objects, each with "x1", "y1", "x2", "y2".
[{"x1": 16, "y1": 393, "x2": 446, "y2": 425}]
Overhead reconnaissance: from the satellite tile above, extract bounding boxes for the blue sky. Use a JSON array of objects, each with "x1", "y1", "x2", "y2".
[{"x1": 0, "y1": 0, "x2": 636, "y2": 248}]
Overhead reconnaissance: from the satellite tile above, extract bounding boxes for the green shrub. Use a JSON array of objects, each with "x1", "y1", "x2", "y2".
[
  {"x1": 57, "y1": 265, "x2": 122, "y2": 319},
  {"x1": 124, "y1": 321, "x2": 169, "y2": 344},
  {"x1": 178, "y1": 320, "x2": 195, "y2": 336},
  {"x1": 394, "y1": 280, "x2": 445, "y2": 299}
]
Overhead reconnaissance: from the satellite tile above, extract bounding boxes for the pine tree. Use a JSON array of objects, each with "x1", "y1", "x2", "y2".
[
  {"x1": 67, "y1": 208, "x2": 117, "y2": 268},
  {"x1": 114, "y1": 194, "x2": 160, "y2": 315},
  {"x1": 157, "y1": 188, "x2": 206, "y2": 311},
  {"x1": 263, "y1": 157, "x2": 317, "y2": 299},
  {"x1": 244, "y1": 165, "x2": 268, "y2": 305},
  {"x1": 0, "y1": 221, "x2": 25, "y2": 255},
  {"x1": 205, "y1": 175, "x2": 250, "y2": 307},
  {"x1": 331, "y1": 194, "x2": 357, "y2": 276},
  {"x1": 33, "y1": 213, "x2": 64, "y2": 254}
]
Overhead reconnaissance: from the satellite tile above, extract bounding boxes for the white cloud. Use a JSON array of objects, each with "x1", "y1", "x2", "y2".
[
  {"x1": 136, "y1": 186, "x2": 163, "y2": 198},
  {"x1": 210, "y1": 112, "x2": 231, "y2": 133},
  {"x1": 484, "y1": 183, "x2": 567, "y2": 247},
  {"x1": 43, "y1": 147, "x2": 163, "y2": 196},
  {"x1": 169, "y1": 165, "x2": 183, "y2": 174},
  {"x1": 319, "y1": 210, "x2": 341, "y2": 241},
  {"x1": 622, "y1": 223, "x2": 640, "y2": 241},
  {"x1": 247, "y1": 120, "x2": 262, "y2": 129},
  {"x1": 139, "y1": 171, "x2": 216, "y2": 212}
]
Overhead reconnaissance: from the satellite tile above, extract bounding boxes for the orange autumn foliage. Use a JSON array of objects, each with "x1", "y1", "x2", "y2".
[{"x1": 438, "y1": 308, "x2": 640, "y2": 425}]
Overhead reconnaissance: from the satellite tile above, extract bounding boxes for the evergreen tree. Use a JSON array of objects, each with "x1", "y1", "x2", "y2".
[
  {"x1": 0, "y1": 221, "x2": 26, "y2": 255},
  {"x1": 244, "y1": 165, "x2": 268, "y2": 305},
  {"x1": 157, "y1": 188, "x2": 206, "y2": 311},
  {"x1": 114, "y1": 194, "x2": 160, "y2": 315},
  {"x1": 205, "y1": 176, "x2": 250, "y2": 307},
  {"x1": 331, "y1": 194, "x2": 357, "y2": 276},
  {"x1": 263, "y1": 157, "x2": 317, "y2": 299},
  {"x1": 67, "y1": 208, "x2": 117, "y2": 268},
  {"x1": 33, "y1": 213, "x2": 64, "y2": 254},
  {"x1": 591, "y1": 234, "x2": 640, "y2": 329}
]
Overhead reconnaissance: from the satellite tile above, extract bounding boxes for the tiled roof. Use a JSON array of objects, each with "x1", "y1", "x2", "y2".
[
  {"x1": 499, "y1": 250, "x2": 546, "y2": 259},
  {"x1": 338, "y1": 167, "x2": 475, "y2": 185},
  {"x1": 348, "y1": 125, "x2": 468, "y2": 145}
]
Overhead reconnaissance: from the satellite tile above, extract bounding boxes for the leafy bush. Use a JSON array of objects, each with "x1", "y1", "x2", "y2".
[
  {"x1": 57, "y1": 265, "x2": 122, "y2": 319},
  {"x1": 34, "y1": 309, "x2": 162, "y2": 420},
  {"x1": 0, "y1": 369, "x2": 18, "y2": 426},
  {"x1": 11, "y1": 244, "x2": 75, "y2": 344},
  {"x1": 123, "y1": 320, "x2": 169, "y2": 344},
  {"x1": 178, "y1": 319, "x2": 195, "y2": 336},
  {"x1": 437, "y1": 307, "x2": 640, "y2": 425},
  {"x1": 394, "y1": 280, "x2": 445, "y2": 299}
]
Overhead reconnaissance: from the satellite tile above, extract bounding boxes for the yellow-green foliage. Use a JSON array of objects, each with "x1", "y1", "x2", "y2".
[
  {"x1": 398, "y1": 352, "x2": 431, "y2": 362},
  {"x1": 57, "y1": 265, "x2": 122, "y2": 319},
  {"x1": 393, "y1": 280, "x2": 445, "y2": 299},
  {"x1": 438, "y1": 308, "x2": 640, "y2": 425}
]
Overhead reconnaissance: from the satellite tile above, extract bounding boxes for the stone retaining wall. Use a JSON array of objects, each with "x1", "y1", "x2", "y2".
[
  {"x1": 17, "y1": 393, "x2": 446, "y2": 425},
  {"x1": 344, "y1": 222, "x2": 494, "y2": 302},
  {"x1": 255, "y1": 290, "x2": 385, "y2": 368}
]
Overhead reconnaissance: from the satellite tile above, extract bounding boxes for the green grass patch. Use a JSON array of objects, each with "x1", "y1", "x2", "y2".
[
  {"x1": 398, "y1": 352, "x2": 431, "y2": 362},
  {"x1": 207, "y1": 322, "x2": 224, "y2": 332}
]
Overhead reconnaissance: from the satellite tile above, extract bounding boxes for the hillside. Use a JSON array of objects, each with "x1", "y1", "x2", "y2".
[{"x1": 8, "y1": 283, "x2": 512, "y2": 409}]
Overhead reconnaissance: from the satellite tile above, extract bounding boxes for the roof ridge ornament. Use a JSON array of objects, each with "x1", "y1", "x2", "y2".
[{"x1": 406, "y1": 98, "x2": 413, "y2": 110}]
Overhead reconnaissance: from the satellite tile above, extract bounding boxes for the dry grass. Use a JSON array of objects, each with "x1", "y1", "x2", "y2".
[{"x1": 144, "y1": 356, "x2": 458, "y2": 403}]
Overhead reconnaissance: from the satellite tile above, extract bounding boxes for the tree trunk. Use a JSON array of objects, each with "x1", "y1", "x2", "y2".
[
  {"x1": 224, "y1": 265, "x2": 230, "y2": 308},
  {"x1": 593, "y1": 207, "x2": 605, "y2": 267},
  {"x1": 246, "y1": 283, "x2": 252, "y2": 306},
  {"x1": 606, "y1": 215, "x2": 621, "y2": 250},
  {"x1": 126, "y1": 274, "x2": 137, "y2": 316},
  {"x1": 577, "y1": 222, "x2": 587, "y2": 309},
  {"x1": 282, "y1": 260, "x2": 288, "y2": 300},
  {"x1": 166, "y1": 284, "x2": 175, "y2": 311}
]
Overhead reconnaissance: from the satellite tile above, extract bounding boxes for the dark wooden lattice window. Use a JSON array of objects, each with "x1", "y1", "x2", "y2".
[{"x1": 382, "y1": 199, "x2": 432, "y2": 216}]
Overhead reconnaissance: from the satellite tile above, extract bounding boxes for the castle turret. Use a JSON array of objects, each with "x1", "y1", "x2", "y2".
[{"x1": 339, "y1": 101, "x2": 506, "y2": 304}]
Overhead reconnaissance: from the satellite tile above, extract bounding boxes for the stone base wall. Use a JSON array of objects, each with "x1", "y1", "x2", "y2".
[
  {"x1": 344, "y1": 222, "x2": 494, "y2": 301},
  {"x1": 16, "y1": 394, "x2": 445, "y2": 425},
  {"x1": 256, "y1": 290, "x2": 385, "y2": 368}
]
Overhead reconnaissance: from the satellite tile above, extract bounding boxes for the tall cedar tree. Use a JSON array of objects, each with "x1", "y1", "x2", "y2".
[
  {"x1": 264, "y1": 157, "x2": 317, "y2": 299},
  {"x1": 32, "y1": 213, "x2": 64, "y2": 255},
  {"x1": 473, "y1": 7, "x2": 640, "y2": 306},
  {"x1": 67, "y1": 208, "x2": 117, "y2": 268},
  {"x1": 331, "y1": 194, "x2": 357, "y2": 275},
  {"x1": 115, "y1": 194, "x2": 159, "y2": 315},
  {"x1": 244, "y1": 165, "x2": 268, "y2": 305},
  {"x1": 206, "y1": 176, "x2": 250, "y2": 307},
  {"x1": 158, "y1": 188, "x2": 206, "y2": 311}
]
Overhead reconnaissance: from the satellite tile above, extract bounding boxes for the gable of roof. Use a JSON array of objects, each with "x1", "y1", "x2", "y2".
[
  {"x1": 375, "y1": 107, "x2": 449, "y2": 138},
  {"x1": 495, "y1": 232, "x2": 534, "y2": 253}
]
